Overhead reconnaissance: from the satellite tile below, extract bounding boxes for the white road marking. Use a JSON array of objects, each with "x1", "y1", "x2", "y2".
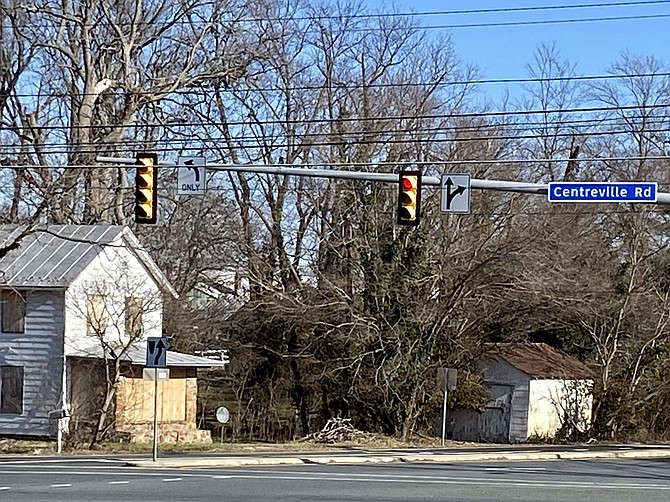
[
  {"x1": 485, "y1": 467, "x2": 547, "y2": 471},
  {"x1": 108, "y1": 481, "x2": 130, "y2": 485},
  {"x1": 0, "y1": 458, "x2": 122, "y2": 465},
  {"x1": 0, "y1": 486, "x2": 10, "y2": 490},
  {"x1": 50, "y1": 483, "x2": 72, "y2": 488},
  {"x1": 162, "y1": 477, "x2": 183, "y2": 482},
  {"x1": 221, "y1": 473, "x2": 670, "y2": 490}
]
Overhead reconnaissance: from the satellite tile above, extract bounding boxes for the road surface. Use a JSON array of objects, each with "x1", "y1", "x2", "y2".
[{"x1": 0, "y1": 456, "x2": 669, "y2": 501}]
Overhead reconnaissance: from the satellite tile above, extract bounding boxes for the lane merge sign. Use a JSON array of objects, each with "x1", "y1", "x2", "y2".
[
  {"x1": 548, "y1": 182, "x2": 657, "y2": 203},
  {"x1": 146, "y1": 337, "x2": 168, "y2": 368}
]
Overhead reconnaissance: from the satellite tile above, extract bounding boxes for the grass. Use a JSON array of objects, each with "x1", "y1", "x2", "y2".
[{"x1": 0, "y1": 435, "x2": 472, "y2": 455}]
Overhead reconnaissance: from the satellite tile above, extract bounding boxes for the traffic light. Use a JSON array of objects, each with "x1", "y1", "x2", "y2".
[
  {"x1": 397, "y1": 170, "x2": 422, "y2": 226},
  {"x1": 135, "y1": 152, "x2": 158, "y2": 224}
]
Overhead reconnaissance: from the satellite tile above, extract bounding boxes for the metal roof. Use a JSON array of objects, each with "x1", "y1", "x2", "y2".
[
  {"x1": 0, "y1": 225, "x2": 177, "y2": 297},
  {"x1": 0, "y1": 225, "x2": 125, "y2": 288},
  {"x1": 69, "y1": 343, "x2": 227, "y2": 368}
]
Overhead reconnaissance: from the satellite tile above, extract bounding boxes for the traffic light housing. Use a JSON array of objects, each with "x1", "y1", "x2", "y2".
[
  {"x1": 397, "y1": 170, "x2": 422, "y2": 226},
  {"x1": 135, "y1": 152, "x2": 158, "y2": 224}
]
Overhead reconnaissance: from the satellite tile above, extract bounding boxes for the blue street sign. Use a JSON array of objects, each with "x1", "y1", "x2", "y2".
[
  {"x1": 146, "y1": 337, "x2": 168, "y2": 368},
  {"x1": 548, "y1": 182, "x2": 657, "y2": 203}
]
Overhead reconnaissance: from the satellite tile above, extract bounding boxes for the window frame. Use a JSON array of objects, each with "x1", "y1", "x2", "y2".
[
  {"x1": 86, "y1": 293, "x2": 108, "y2": 337},
  {"x1": 1, "y1": 290, "x2": 26, "y2": 334},
  {"x1": 0, "y1": 365, "x2": 24, "y2": 415},
  {"x1": 124, "y1": 296, "x2": 144, "y2": 338}
]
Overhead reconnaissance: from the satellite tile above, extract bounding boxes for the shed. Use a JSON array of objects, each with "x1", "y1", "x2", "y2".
[{"x1": 450, "y1": 343, "x2": 596, "y2": 443}]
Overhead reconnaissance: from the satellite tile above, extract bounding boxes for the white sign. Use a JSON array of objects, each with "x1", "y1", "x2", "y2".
[
  {"x1": 143, "y1": 368, "x2": 170, "y2": 381},
  {"x1": 177, "y1": 156, "x2": 206, "y2": 195},
  {"x1": 216, "y1": 406, "x2": 230, "y2": 424},
  {"x1": 440, "y1": 173, "x2": 471, "y2": 214}
]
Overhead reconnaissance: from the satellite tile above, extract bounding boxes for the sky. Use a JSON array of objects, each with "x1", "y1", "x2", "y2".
[{"x1": 365, "y1": 0, "x2": 669, "y2": 100}]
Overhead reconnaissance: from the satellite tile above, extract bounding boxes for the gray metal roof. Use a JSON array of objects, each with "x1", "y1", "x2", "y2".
[
  {"x1": 0, "y1": 225, "x2": 125, "y2": 288},
  {"x1": 69, "y1": 343, "x2": 227, "y2": 368},
  {"x1": 0, "y1": 225, "x2": 177, "y2": 297}
]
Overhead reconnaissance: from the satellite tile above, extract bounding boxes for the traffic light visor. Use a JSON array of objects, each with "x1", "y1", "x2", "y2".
[
  {"x1": 397, "y1": 171, "x2": 421, "y2": 226},
  {"x1": 134, "y1": 153, "x2": 158, "y2": 224}
]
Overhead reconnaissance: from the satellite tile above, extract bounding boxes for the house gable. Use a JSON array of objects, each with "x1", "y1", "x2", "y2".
[{"x1": 64, "y1": 241, "x2": 164, "y2": 357}]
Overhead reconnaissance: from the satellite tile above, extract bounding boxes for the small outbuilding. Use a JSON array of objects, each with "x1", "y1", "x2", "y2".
[{"x1": 450, "y1": 343, "x2": 595, "y2": 443}]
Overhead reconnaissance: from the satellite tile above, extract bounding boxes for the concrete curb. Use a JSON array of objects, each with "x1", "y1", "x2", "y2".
[{"x1": 127, "y1": 448, "x2": 670, "y2": 469}]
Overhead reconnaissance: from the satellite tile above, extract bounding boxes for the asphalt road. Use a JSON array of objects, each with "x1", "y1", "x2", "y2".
[{"x1": 0, "y1": 457, "x2": 669, "y2": 501}]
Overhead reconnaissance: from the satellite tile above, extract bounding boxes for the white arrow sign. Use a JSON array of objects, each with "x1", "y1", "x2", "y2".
[{"x1": 177, "y1": 156, "x2": 206, "y2": 196}]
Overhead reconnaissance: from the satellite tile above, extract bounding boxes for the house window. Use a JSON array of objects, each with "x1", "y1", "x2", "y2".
[
  {"x1": 1, "y1": 290, "x2": 26, "y2": 333},
  {"x1": 86, "y1": 294, "x2": 108, "y2": 336},
  {"x1": 125, "y1": 296, "x2": 143, "y2": 338},
  {"x1": 0, "y1": 366, "x2": 24, "y2": 414}
]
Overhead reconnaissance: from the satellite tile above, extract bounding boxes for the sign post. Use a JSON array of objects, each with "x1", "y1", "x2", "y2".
[
  {"x1": 437, "y1": 368, "x2": 458, "y2": 446},
  {"x1": 216, "y1": 406, "x2": 230, "y2": 443},
  {"x1": 146, "y1": 337, "x2": 168, "y2": 462}
]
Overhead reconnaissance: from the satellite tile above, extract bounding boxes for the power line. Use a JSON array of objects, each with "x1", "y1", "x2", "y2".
[
  {"x1": 6, "y1": 0, "x2": 670, "y2": 29},
  {"x1": 1, "y1": 103, "x2": 668, "y2": 135},
  {"x1": 419, "y1": 12, "x2": 670, "y2": 30},
  {"x1": 1, "y1": 124, "x2": 668, "y2": 155},
  {"x1": 6, "y1": 72, "x2": 670, "y2": 99}
]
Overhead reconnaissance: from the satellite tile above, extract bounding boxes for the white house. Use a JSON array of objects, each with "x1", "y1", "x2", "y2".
[
  {"x1": 0, "y1": 224, "x2": 225, "y2": 442},
  {"x1": 450, "y1": 343, "x2": 595, "y2": 443}
]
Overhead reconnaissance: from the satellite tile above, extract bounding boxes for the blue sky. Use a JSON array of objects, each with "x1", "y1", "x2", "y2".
[{"x1": 366, "y1": 1, "x2": 669, "y2": 98}]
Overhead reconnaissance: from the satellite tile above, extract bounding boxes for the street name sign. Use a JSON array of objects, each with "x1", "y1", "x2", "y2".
[
  {"x1": 440, "y1": 173, "x2": 471, "y2": 214},
  {"x1": 177, "y1": 156, "x2": 206, "y2": 195},
  {"x1": 548, "y1": 182, "x2": 657, "y2": 203}
]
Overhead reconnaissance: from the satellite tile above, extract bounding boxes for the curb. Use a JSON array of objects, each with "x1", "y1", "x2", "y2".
[{"x1": 127, "y1": 449, "x2": 670, "y2": 469}]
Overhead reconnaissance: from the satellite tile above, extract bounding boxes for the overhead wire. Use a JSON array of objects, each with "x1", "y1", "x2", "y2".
[
  {"x1": 6, "y1": 71, "x2": 670, "y2": 99},
  {"x1": 5, "y1": 0, "x2": 670, "y2": 28}
]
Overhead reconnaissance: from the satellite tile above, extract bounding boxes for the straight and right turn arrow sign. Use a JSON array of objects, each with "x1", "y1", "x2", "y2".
[{"x1": 441, "y1": 173, "x2": 471, "y2": 214}]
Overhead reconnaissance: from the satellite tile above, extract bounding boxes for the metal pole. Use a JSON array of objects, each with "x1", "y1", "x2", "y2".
[
  {"x1": 95, "y1": 156, "x2": 670, "y2": 204},
  {"x1": 441, "y1": 389, "x2": 448, "y2": 447},
  {"x1": 152, "y1": 368, "x2": 158, "y2": 462}
]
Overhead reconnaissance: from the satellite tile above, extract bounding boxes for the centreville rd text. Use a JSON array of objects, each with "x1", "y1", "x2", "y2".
[{"x1": 548, "y1": 182, "x2": 658, "y2": 203}]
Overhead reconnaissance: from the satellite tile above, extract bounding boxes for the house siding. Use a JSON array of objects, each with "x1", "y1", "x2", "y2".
[
  {"x1": 0, "y1": 290, "x2": 64, "y2": 436},
  {"x1": 64, "y1": 244, "x2": 163, "y2": 356},
  {"x1": 481, "y1": 357, "x2": 531, "y2": 442},
  {"x1": 528, "y1": 378, "x2": 594, "y2": 438}
]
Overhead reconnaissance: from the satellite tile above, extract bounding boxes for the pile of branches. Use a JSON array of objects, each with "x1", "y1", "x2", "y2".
[{"x1": 301, "y1": 418, "x2": 375, "y2": 443}]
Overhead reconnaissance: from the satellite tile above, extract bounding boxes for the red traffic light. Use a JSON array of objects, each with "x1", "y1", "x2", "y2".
[{"x1": 397, "y1": 170, "x2": 422, "y2": 226}]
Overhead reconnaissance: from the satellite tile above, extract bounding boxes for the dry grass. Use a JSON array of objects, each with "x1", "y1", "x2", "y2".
[{"x1": 0, "y1": 435, "x2": 475, "y2": 455}]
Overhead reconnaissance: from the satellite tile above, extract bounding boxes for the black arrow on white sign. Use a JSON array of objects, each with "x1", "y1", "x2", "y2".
[
  {"x1": 183, "y1": 159, "x2": 201, "y2": 182},
  {"x1": 444, "y1": 177, "x2": 467, "y2": 210}
]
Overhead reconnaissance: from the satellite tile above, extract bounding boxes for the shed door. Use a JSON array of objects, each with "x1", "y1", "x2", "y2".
[{"x1": 482, "y1": 383, "x2": 513, "y2": 443}]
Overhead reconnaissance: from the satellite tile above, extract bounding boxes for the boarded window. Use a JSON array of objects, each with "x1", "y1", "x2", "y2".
[
  {"x1": 0, "y1": 366, "x2": 24, "y2": 414},
  {"x1": 86, "y1": 294, "x2": 108, "y2": 336},
  {"x1": 1, "y1": 290, "x2": 26, "y2": 333},
  {"x1": 125, "y1": 297, "x2": 143, "y2": 338}
]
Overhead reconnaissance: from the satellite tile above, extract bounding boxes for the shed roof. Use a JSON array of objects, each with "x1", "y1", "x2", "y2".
[
  {"x1": 490, "y1": 343, "x2": 596, "y2": 380},
  {"x1": 0, "y1": 225, "x2": 177, "y2": 297},
  {"x1": 69, "y1": 343, "x2": 227, "y2": 368}
]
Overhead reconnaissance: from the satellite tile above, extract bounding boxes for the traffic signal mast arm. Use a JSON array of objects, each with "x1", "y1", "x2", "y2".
[{"x1": 97, "y1": 156, "x2": 670, "y2": 204}]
